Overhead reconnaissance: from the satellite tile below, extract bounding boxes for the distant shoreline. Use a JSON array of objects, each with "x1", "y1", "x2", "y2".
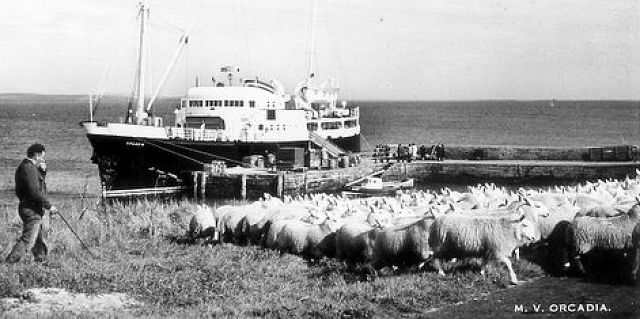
[{"x1": 1, "y1": 93, "x2": 638, "y2": 103}]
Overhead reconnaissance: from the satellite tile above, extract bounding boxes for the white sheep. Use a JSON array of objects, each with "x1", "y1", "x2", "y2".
[
  {"x1": 217, "y1": 206, "x2": 249, "y2": 243},
  {"x1": 264, "y1": 219, "x2": 293, "y2": 249},
  {"x1": 236, "y1": 208, "x2": 269, "y2": 245},
  {"x1": 568, "y1": 205, "x2": 640, "y2": 274},
  {"x1": 575, "y1": 205, "x2": 626, "y2": 218},
  {"x1": 429, "y1": 213, "x2": 539, "y2": 285},
  {"x1": 188, "y1": 204, "x2": 217, "y2": 242},
  {"x1": 632, "y1": 221, "x2": 640, "y2": 285},
  {"x1": 371, "y1": 217, "x2": 434, "y2": 269},
  {"x1": 275, "y1": 216, "x2": 341, "y2": 260},
  {"x1": 335, "y1": 222, "x2": 377, "y2": 266}
]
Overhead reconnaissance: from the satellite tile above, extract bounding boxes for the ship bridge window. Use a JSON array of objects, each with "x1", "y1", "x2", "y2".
[
  {"x1": 249, "y1": 101, "x2": 255, "y2": 108},
  {"x1": 344, "y1": 119, "x2": 358, "y2": 128},
  {"x1": 307, "y1": 122, "x2": 318, "y2": 131},
  {"x1": 214, "y1": 100, "x2": 222, "y2": 107},
  {"x1": 189, "y1": 100, "x2": 203, "y2": 107},
  {"x1": 185, "y1": 116, "x2": 225, "y2": 129},
  {"x1": 267, "y1": 109, "x2": 276, "y2": 120},
  {"x1": 321, "y1": 121, "x2": 342, "y2": 130},
  {"x1": 224, "y1": 100, "x2": 229, "y2": 107},
  {"x1": 205, "y1": 100, "x2": 214, "y2": 107}
]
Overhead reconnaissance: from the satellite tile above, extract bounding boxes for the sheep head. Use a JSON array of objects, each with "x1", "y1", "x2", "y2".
[{"x1": 509, "y1": 214, "x2": 538, "y2": 242}]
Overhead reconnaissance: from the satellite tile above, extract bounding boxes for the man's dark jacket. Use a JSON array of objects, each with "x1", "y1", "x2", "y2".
[{"x1": 15, "y1": 158, "x2": 51, "y2": 215}]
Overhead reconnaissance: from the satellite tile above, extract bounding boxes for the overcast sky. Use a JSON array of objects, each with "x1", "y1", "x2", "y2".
[{"x1": 0, "y1": 0, "x2": 638, "y2": 100}]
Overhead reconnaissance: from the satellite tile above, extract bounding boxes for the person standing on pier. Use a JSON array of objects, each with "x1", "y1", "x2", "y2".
[{"x1": 5, "y1": 143, "x2": 58, "y2": 263}]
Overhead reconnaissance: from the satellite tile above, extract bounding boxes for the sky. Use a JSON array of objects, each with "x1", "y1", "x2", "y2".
[{"x1": 0, "y1": 0, "x2": 638, "y2": 100}]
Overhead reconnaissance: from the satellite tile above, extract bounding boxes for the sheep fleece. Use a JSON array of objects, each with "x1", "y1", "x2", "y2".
[
  {"x1": 276, "y1": 221, "x2": 335, "y2": 257},
  {"x1": 429, "y1": 215, "x2": 528, "y2": 258},
  {"x1": 372, "y1": 218, "x2": 433, "y2": 267},
  {"x1": 336, "y1": 223, "x2": 376, "y2": 263},
  {"x1": 571, "y1": 215, "x2": 636, "y2": 253}
]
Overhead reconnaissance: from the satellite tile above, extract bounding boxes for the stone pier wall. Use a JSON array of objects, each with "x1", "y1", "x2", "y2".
[{"x1": 381, "y1": 161, "x2": 640, "y2": 182}]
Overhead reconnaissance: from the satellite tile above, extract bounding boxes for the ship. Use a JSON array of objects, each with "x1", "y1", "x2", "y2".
[{"x1": 82, "y1": 1, "x2": 361, "y2": 191}]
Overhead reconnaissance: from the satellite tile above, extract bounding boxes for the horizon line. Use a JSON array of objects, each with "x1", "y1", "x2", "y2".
[{"x1": 1, "y1": 92, "x2": 639, "y2": 103}]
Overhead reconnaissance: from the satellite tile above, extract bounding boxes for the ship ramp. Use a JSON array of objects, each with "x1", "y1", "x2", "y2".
[{"x1": 309, "y1": 132, "x2": 346, "y2": 157}]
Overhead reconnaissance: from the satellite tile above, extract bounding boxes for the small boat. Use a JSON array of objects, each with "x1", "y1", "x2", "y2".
[{"x1": 342, "y1": 177, "x2": 414, "y2": 197}]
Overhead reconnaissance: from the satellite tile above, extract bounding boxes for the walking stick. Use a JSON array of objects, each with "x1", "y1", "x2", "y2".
[{"x1": 55, "y1": 212, "x2": 97, "y2": 258}]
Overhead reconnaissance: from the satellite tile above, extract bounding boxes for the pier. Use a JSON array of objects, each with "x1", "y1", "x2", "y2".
[
  {"x1": 381, "y1": 159, "x2": 640, "y2": 183},
  {"x1": 122, "y1": 144, "x2": 639, "y2": 200},
  {"x1": 376, "y1": 144, "x2": 640, "y2": 183}
]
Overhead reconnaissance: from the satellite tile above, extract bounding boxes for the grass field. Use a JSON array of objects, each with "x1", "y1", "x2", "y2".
[{"x1": 0, "y1": 195, "x2": 553, "y2": 318}]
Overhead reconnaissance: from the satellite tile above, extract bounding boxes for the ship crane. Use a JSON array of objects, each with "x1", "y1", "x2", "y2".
[{"x1": 132, "y1": 0, "x2": 194, "y2": 125}]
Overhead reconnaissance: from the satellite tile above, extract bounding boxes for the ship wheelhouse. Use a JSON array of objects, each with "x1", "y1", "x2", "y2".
[{"x1": 169, "y1": 74, "x2": 361, "y2": 143}]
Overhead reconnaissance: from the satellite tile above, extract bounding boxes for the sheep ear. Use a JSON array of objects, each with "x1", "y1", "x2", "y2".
[
  {"x1": 510, "y1": 214, "x2": 526, "y2": 224},
  {"x1": 523, "y1": 196, "x2": 532, "y2": 206},
  {"x1": 425, "y1": 209, "x2": 435, "y2": 219}
]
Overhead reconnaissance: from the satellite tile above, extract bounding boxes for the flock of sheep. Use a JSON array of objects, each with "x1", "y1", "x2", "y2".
[{"x1": 188, "y1": 170, "x2": 640, "y2": 285}]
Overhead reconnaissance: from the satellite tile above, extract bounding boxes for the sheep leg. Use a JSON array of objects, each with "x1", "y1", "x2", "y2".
[
  {"x1": 512, "y1": 248, "x2": 520, "y2": 261},
  {"x1": 479, "y1": 258, "x2": 489, "y2": 277},
  {"x1": 498, "y1": 256, "x2": 520, "y2": 285},
  {"x1": 573, "y1": 255, "x2": 586, "y2": 275},
  {"x1": 433, "y1": 258, "x2": 445, "y2": 276},
  {"x1": 632, "y1": 248, "x2": 640, "y2": 286}
]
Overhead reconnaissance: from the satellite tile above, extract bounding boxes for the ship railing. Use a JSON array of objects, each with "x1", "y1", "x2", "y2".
[
  {"x1": 316, "y1": 106, "x2": 359, "y2": 119},
  {"x1": 169, "y1": 127, "x2": 229, "y2": 141}
]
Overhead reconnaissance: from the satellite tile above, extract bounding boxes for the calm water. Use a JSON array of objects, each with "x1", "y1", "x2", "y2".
[
  {"x1": 1, "y1": 95, "x2": 638, "y2": 164},
  {"x1": 0, "y1": 95, "x2": 638, "y2": 193}
]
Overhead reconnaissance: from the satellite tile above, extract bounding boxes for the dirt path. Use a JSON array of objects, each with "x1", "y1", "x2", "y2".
[
  {"x1": 433, "y1": 277, "x2": 639, "y2": 318},
  {"x1": 0, "y1": 288, "x2": 141, "y2": 317}
]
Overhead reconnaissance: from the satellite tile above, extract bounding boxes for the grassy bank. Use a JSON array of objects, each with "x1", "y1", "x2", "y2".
[{"x1": 0, "y1": 197, "x2": 548, "y2": 317}]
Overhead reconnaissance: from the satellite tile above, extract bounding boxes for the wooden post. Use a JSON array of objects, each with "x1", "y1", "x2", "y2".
[
  {"x1": 198, "y1": 172, "x2": 207, "y2": 200},
  {"x1": 303, "y1": 171, "x2": 308, "y2": 194},
  {"x1": 240, "y1": 174, "x2": 247, "y2": 200},
  {"x1": 277, "y1": 172, "x2": 284, "y2": 198},
  {"x1": 192, "y1": 172, "x2": 199, "y2": 200}
]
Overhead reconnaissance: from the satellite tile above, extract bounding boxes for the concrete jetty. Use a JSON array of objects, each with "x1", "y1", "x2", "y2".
[
  {"x1": 381, "y1": 159, "x2": 640, "y2": 182},
  {"x1": 191, "y1": 144, "x2": 639, "y2": 199}
]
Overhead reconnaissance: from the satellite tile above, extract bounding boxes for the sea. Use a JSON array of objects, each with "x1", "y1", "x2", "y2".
[{"x1": 0, "y1": 95, "x2": 638, "y2": 195}]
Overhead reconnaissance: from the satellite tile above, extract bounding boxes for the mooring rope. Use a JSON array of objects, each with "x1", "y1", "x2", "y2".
[
  {"x1": 152, "y1": 138, "x2": 245, "y2": 165},
  {"x1": 134, "y1": 138, "x2": 207, "y2": 166}
]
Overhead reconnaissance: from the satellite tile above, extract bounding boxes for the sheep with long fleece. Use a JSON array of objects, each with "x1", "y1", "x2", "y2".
[
  {"x1": 335, "y1": 222, "x2": 377, "y2": 266},
  {"x1": 574, "y1": 205, "x2": 626, "y2": 218},
  {"x1": 258, "y1": 205, "x2": 316, "y2": 247},
  {"x1": 568, "y1": 205, "x2": 640, "y2": 275},
  {"x1": 217, "y1": 206, "x2": 250, "y2": 244},
  {"x1": 371, "y1": 217, "x2": 435, "y2": 269},
  {"x1": 188, "y1": 204, "x2": 217, "y2": 242},
  {"x1": 264, "y1": 219, "x2": 293, "y2": 249},
  {"x1": 275, "y1": 216, "x2": 342, "y2": 260},
  {"x1": 238, "y1": 209, "x2": 270, "y2": 245},
  {"x1": 632, "y1": 222, "x2": 640, "y2": 285},
  {"x1": 429, "y1": 213, "x2": 539, "y2": 285}
]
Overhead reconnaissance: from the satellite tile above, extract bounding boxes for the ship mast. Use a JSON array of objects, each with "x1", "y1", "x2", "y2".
[
  {"x1": 135, "y1": 1, "x2": 149, "y2": 124},
  {"x1": 305, "y1": 0, "x2": 318, "y2": 84}
]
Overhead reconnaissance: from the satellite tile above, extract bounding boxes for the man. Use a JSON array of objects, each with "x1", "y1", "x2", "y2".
[{"x1": 5, "y1": 143, "x2": 58, "y2": 263}]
